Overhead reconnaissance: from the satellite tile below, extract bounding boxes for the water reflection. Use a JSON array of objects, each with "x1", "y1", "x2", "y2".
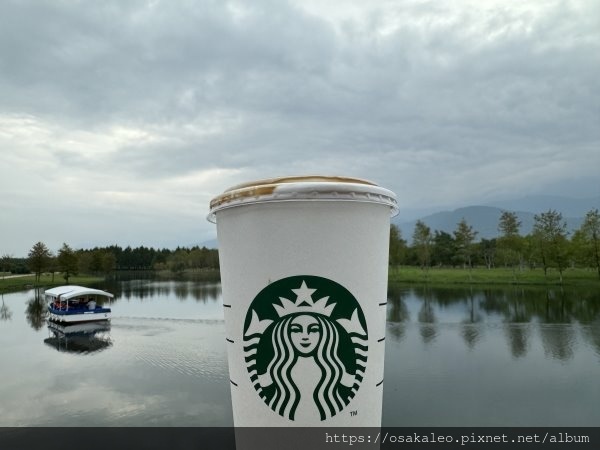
[
  {"x1": 1, "y1": 296, "x2": 12, "y2": 322},
  {"x1": 104, "y1": 280, "x2": 221, "y2": 303},
  {"x1": 461, "y1": 289, "x2": 484, "y2": 349},
  {"x1": 504, "y1": 324, "x2": 530, "y2": 358},
  {"x1": 387, "y1": 284, "x2": 600, "y2": 360},
  {"x1": 539, "y1": 325, "x2": 576, "y2": 362},
  {"x1": 1, "y1": 280, "x2": 598, "y2": 426},
  {"x1": 388, "y1": 285, "x2": 600, "y2": 325},
  {"x1": 460, "y1": 325, "x2": 482, "y2": 350},
  {"x1": 25, "y1": 289, "x2": 47, "y2": 330},
  {"x1": 44, "y1": 321, "x2": 112, "y2": 354},
  {"x1": 418, "y1": 301, "x2": 437, "y2": 345},
  {"x1": 581, "y1": 320, "x2": 600, "y2": 358},
  {"x1": 387, "y1": 284, "x2": 410, "y2": 323}
]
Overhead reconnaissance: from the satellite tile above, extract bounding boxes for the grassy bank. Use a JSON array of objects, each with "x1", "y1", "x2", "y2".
[
  {"x1": 388, "y1": 266, "x2": 600, "y2": 287},
  {"x1": 0, "y1": 274, "x2": 105, "y2": 294},
  {"x1": 3, "y1": 267, "x2": 598, "y2": 293}
]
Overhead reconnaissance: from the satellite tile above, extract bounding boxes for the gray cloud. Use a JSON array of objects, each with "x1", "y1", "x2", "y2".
[{"x1": 1, "y1": 0, "x2": 598, "y2": 255}]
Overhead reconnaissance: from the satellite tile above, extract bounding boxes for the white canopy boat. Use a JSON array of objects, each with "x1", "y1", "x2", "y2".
[{"x1": 45, "y1": 285, "x2": 113, "y2": 323}]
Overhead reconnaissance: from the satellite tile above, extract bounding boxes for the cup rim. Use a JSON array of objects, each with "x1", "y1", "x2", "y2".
[{"x1": 207, "y1": 175, "x2": 399, "y2": 223}]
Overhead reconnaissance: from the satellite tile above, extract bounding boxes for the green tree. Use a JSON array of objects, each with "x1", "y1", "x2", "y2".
[
  {"x1": 189, "y1": 248, "x2": 204, "y2": 269},
  {"x1": 522, "y1": 234, "x2": 539, "y2": 269},
  {"x1": 207, "y1": 248, "x2": 219, "y2": 269},
  {"x1": 577, "y1": 208, "x2": 600, "y2": 279},
  {"x1": 389, "y1": 224, "x2": 407, "y2": 266},
  {"x1": 497, "y1": 211, "x2": 523, "y2": 279},
  {"x1": 90, "y1": 250, "x2": 104, "y2": 273},
  {"x1": 168, "y1": 249, "x2": 188, "y2": 274},
  {"x1": 532, "y1": 209, "x2": 569, "y2": 282},
  {"x1": 1, "y1": 253, "x2": 13, "y2": 278},
  {"x1": 47, "y1": 255, "x2": 58, "y2": 282},
  {"x1": 498, "y1": 211, "x2": 521, "y2": 237},
  {"x1": 412, "y1": 220, "x2": 432, "y2": 270},
  {"x1": 77, "y1": 251, "x2": 93, "y2": 274},
  {"x1": 480, "y1": 238, "x2": 496, "y2": 269},
  {"x1": 28, "y1": 242, "x2": 52, "y2": 282},
  {"x1": 431, "y1": 231, "x2": 455, "y2": 267},
  {"x1": 102, "y1": 251, "x2": 117, "y2": 275},
  {"x1": 57, "y1": 243, "x2": 79, "y2": 283},
  {"x1": 453, "y1": 218, "x2": 478, "y2": 279}
]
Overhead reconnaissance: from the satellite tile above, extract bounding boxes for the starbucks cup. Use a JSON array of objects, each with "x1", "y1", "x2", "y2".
[{"x1": 208, "y1": 176, "x2": 398, "y2": 427}]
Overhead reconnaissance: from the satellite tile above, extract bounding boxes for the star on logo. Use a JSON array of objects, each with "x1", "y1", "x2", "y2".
[
  {"x1": 291, "y1": 281, "x2": 317, "y2": 307},
  {"x1": 274, "y1": 280, "x2": 335, "y2": 318}
]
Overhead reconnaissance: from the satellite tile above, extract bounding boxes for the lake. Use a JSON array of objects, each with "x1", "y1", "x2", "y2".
[{"x1": 0, "y1": 279, "x2": 598, "y2": 426}]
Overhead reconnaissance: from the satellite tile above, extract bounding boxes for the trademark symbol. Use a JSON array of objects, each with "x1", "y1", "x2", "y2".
[{"x1": 350, "y1": 410, "x2": 358, "y2": 417}]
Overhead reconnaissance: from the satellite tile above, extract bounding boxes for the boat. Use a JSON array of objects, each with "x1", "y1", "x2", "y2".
[{"x1": 45, "y1": 285, "x2": 113, "y2": 323}]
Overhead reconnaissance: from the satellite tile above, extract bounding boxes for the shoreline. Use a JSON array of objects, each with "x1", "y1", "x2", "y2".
[
  {"x1": 0, "y1": 274, "x2": 105, "y2": 294},
  {"x1": 2, "y1": 267, "x2": 599, "y2": 294},
  {"x1": 388, "y1": 266, "x2": 600, "y2": 287}
]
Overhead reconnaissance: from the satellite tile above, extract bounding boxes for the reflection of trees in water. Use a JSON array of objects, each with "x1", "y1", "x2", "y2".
[
  {"x1": 419, "y1": 324, "x2": 437, "y2": 344},
  {"x1": 387, "y1": 285, "x2": 410, "y2": 323},
  {"x1": 191, "y1": 283, "x2": 221, "y2": 302},
  {"x1": 100, "y1": 280, "x2": 222, "y2": 303},
  {"x1": 460, "y1": 325, "x2": 481, "y2": 350},
  {"x1": 387, "y1": 285, "x2": 410, "y2": 342},
  {"x1": 417, "y1": 287, "x2": 437, "y2": 344},
  {"x1": 26, "y1": 289, "x2": 47, "y2": 330},
  {"x1": 388, "y1": 323, "x2": 407, "y2": 342},
  {"x1": 507, "y1": 289, "x2": 531, "y2": 323},
  {"x1": 504, "y1": 324, "x2": 531, "y2": 358},
  {"x1": 580, "y1": 320, "x2": 600, "y2": 358},
  {"x1": 463, "y1": 288, "x2": 482, "y2": 324},
  {"x1": 461, "y1": 288, "x2": 483, "y2": 350},
  {"x1": 539, "y1": 325, "x2": 576, "y2": 362},
  {"x1": 541, "y1": 289, "x2": 573, "y2": 324},
  {"x1": 390, "y1": 284, "x2": 600, "y2": 359},
  {"x1": 414, "y1": 285, "x2": 600, "y2": 326},
  {"x1": 174, "y1": 282, "x2": 190, "y2": 299},
  {"x1": 413, "y1": 285, "x2": 465, "y2": 305},
  {"x1": 1, "y1": 295, "x2": 13, "y2": 322}
]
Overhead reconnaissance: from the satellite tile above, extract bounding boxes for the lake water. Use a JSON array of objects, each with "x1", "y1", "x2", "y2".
[{"x1": 0, "y1": 280, "x2": 598, "y2": 426}]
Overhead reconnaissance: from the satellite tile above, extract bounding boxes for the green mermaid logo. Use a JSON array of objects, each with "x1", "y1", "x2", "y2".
[{"x1": 243, "y1": 275, "x2": 368, "y2": 421}]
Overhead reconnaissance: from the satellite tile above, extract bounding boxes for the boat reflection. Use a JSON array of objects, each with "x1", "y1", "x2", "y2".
[{"x1": 44, "y1": 321, "x2": 113, "y2": 354}]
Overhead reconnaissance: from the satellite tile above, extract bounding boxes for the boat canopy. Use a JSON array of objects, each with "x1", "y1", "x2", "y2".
[{"x1": 44, "y1": 285, "x2": 114, "y2": 300}]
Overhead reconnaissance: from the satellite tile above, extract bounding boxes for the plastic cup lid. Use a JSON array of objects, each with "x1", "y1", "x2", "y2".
[{"x1": 207, "y1": 175, "x2": 398, "y2": 223}]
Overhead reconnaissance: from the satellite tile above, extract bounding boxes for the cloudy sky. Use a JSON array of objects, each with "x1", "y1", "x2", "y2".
[{"x1": 1, "y1": 0, "x2": 598, "y2": 257}]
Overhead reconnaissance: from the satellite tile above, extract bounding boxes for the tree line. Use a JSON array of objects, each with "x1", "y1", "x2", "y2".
[
  {"x1": 389, "y1": 208, "x2": 600, "y2": 281},
  {"x1": 2, "y1": 207, "x2": 598, "y2": 283},
  {"x1": 1, "y1": 244, "x2": 220, "y2": 282}
]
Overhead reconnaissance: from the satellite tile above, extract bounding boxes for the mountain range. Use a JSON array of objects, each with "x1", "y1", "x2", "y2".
[
  {"x1": 395, "y1": 195, "x2": 599, "y2": 243},
  {"x1": 201, "y1": 195, "x2": 600, "y2": 248}
]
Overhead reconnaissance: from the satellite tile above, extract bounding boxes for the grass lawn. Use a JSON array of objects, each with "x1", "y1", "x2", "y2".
[
  {"x1": 388, "y1": 266, "x2": 600, "y2": 287},
  {"x1": 0, "y1": 273, "x2": 105, "y2": 293}
]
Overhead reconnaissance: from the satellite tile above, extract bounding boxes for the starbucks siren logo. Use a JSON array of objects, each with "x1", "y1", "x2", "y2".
[{"x1": 243, "y1": 275, "x2": 368, "y2": 421}]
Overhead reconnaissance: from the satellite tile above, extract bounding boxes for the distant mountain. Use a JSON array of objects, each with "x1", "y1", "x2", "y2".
[
  {"x1": 395, "y1": 205, "x2": 586, "y2": 243},
  {"x1": 489, "y1": 195, "x2": 600, "y2": 217}
]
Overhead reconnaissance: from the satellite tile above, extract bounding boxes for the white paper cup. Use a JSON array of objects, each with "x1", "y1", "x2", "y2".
[{"x1": 208, "y1": 176, "x2": 398, "y2": 427}]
